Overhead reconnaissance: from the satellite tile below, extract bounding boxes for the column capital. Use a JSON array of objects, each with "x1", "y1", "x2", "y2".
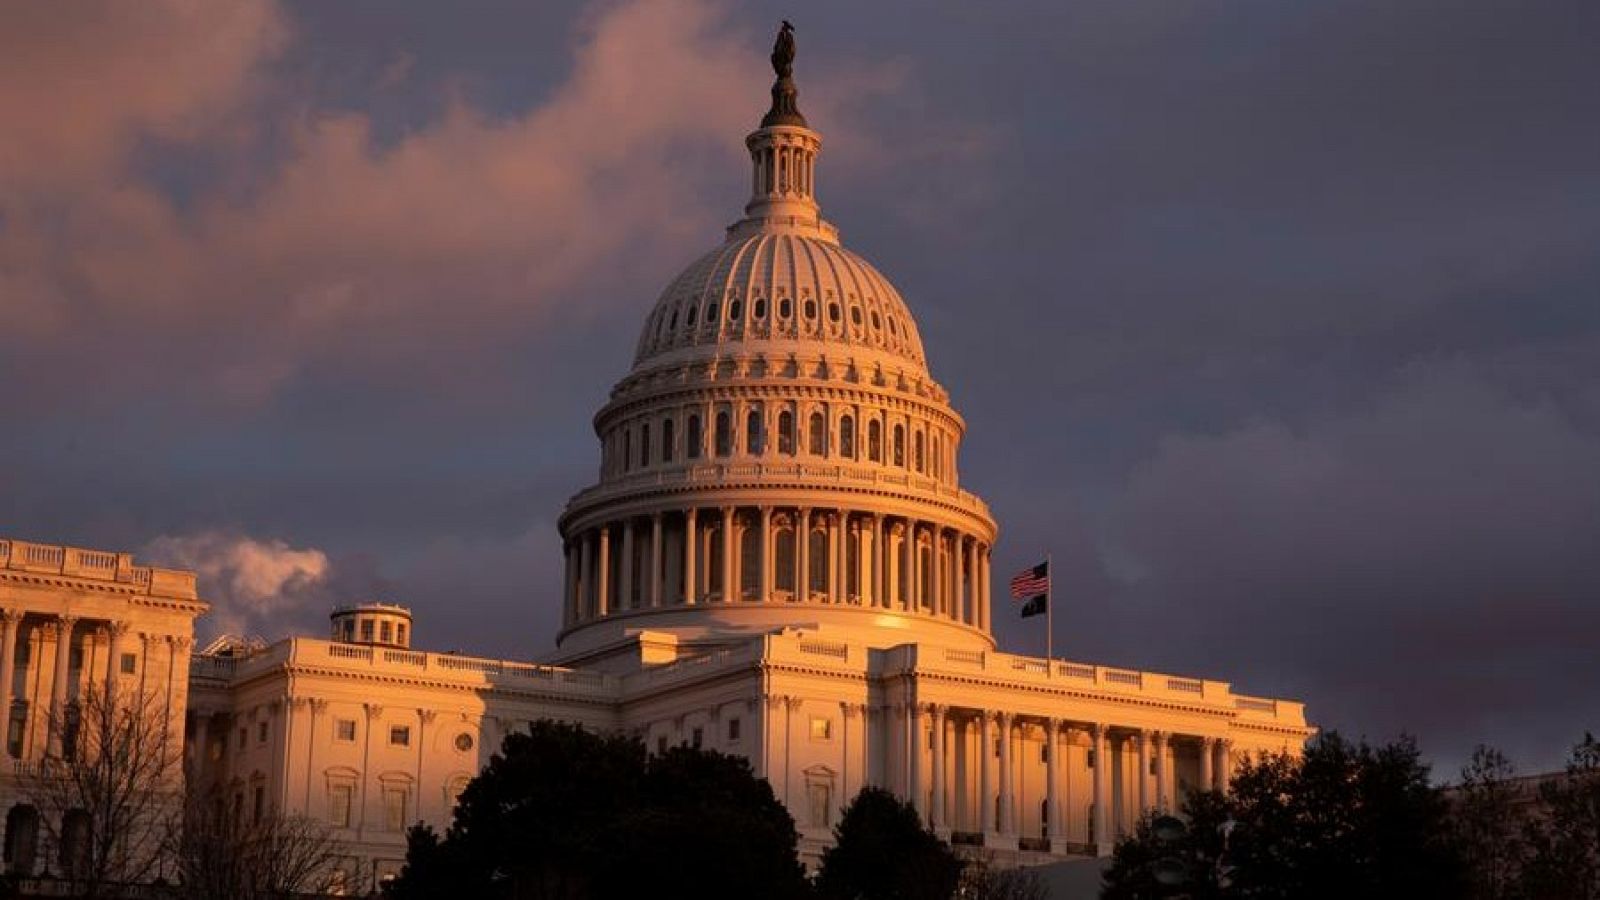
[
  {"x1": 107, "y1": 619, "x2": 132, "y2": 638},
  {"x1": 170, "y1": 635, "x2": 193, "y2": 651},
  {"x1": 363, "y1": 702, "x2": 384, "y2": 720},
  {"x1": 418, "y1": 709, "x2": 438, "y2": 725},
  {"x1": 39, "y1": 621, "x2": 61, "y2": 640},
  {"x1": 287, "y1": 697, "x2": 310, "y2": 711},
  {"x1": 309, "y1": 698, "x2": 329, "y2": 714},
  {"x1": 840, "y1": 701, "x2": 864, "y2": 718},
  {"x1": 56, "y1": 613, "x2": 79, "y2": 626},
  {"x1": 1152, "y1": 730, "x2": 1168, "y2": 748},
  {"x1": 0, "y1": 608, "x2": 21, "y2": 626}
]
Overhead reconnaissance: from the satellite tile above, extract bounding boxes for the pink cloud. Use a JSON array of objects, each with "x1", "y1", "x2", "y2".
[{"x1": 0, "y1": 0, "x2": 927, "y2": 409}]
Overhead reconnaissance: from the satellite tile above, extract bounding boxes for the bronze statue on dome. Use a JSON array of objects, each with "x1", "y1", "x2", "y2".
[{"x1": 772, "y1": 20, "x2": 795, "y2": 79}]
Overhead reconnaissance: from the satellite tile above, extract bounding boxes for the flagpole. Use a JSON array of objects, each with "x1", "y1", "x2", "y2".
[{"x1": 1045, "y1": 551, "x2": 1053, "y2": 662}]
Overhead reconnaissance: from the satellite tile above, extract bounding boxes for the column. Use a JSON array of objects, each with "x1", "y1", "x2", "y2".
[
  {"x1": 826, "y1": 514, "x2": 841, "y2": 604},
  {"x1": 105, "y1": 620, "x2": 129, "y2": 704},
  {"x1": 1154, "y1": 732, "x2": 1171, "y2": 812},
  {"x1": 796, "y1": 508, "x2": 810, "y2": 601},
  {"x1": 619, "y1": 520, "x2": 635, "y2": 611},
  {"x1": 932, "y1": 529, "x2": 945, "y2": 615},
  {"x1": 759, "y1": 506, "x2": 773, "y2": 602},
  {"x1": 953, "y1": 534, "x2": 966, "y2": 621},
  {"x1": 902, "y1": 521, "x2": 917, "y2": 612},
  {"x1": 578, "y1": 535, "x2": 593, "y2": 619},
  {"x1": 930, "y1": 705, "x2": 946, "y2": 827},
  {"x1": 561, "y1": 542, "x2": 576, "y2": 627},
  {"x1": 596, "y1": 526, "x2": 611, "y2": 617},
  {"x1": 0, "y1": 610, "x2": 17, "y2": 744},
  {"x1": 650, "y1": 513, "x2": 664, "y2": 608},
  {"x1": 997, "y1": 712, "x2": 1014, "y2": 835},
  {"x1": 1135, "y1": 729, "x2": 1152, "y2": 813},
  {"x1": 837, "y1": 513, "x2": 851, "y2": 603},
  {"x1": 964, "y1": 539, "x2": 978, "y2": 625},
  {"x1": 1093, "y1": 724, "x2": 1111, "y2": 856},
  {"x1": 872, "y1": 516, "x2": 886, "y2": 608},
  {"x1": 682, "y1": 509, "x2": 698, "y2": 605},
  {"x1": 1046, "y1": 718, "x2": 1062, "y2": 845},
  {"x1": 49, "y1": 615, "x2": 77, "y2": 756},
  {"x1": 1200, "y1": 737, "x2": 1215, "y2": 792},
  {"x1": 720, "y1": 506, "x2": 735, "y2": 602},
  {"x1": 907, "y1": 702, "x2": 923, "y2": 814},
  {"x1": 1217, "y1": 740, "x2": 1233, "y2": 796},
  {"x1": 972, "y1": 547, "x2": 985, "y2": 630},
  {"x1": 979, "y1": 712, "x2": 996, "y2": 834},
  {"x1": 189, "y1": 712, "x2": 211, "y2": 782}
]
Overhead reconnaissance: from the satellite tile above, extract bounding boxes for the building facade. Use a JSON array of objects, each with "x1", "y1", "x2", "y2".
[{"x1": 5, "y1": 31, "x2": 1312, "y2": 891}]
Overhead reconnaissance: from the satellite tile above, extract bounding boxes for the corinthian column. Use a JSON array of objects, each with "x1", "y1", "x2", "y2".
[
  {"x1": 796, "y1": 508, "x2": 810, "y2": 601},
  {"x1": 0, "y1": 610, "x2": 18, "y2": 746},
  {"x1": 930, "y1": 704, "x2": 946, "y2": 827},
  {"x1": 650, "y1": 513, "x2": 664, "y2": 608},
  {"x1": 619, "y1": 520, "x2": 635, "y2": 611},
  {"x1": 596, "y1": 526, "x2": 611, "y2": 616},
  {"x1": 720, "y1": 506, "x2": 735, "y2": 601},
  {"x1": 759, "y1": 506, "x2": 773, "y2": 602},
  {"x1": 902, "y1": 520, "x2": 917, "y2": 612},
  {"x1": 49, "y1": 616, "x2": 77, "y2": 756},
  {"x1": 683, "y1": 508, "x2": 697, "y2": 605},
  {"x1": 1092, "y1": 724, "x2": 1111, "y2": 856}
]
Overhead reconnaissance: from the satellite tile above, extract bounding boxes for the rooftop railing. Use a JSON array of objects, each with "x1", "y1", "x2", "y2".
[{"x1": 0, "y1": 538, "x2": 198, "y2": 600}]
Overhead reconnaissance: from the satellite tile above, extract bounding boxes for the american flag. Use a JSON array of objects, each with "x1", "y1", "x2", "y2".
[{"x1": 1009, "y1": 560, "x2": 1050, "y2": 600}]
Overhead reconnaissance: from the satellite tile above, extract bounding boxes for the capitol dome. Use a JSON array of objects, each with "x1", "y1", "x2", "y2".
[{"x1": 556, "y1": 37, "x2": 997, "y2": 657}]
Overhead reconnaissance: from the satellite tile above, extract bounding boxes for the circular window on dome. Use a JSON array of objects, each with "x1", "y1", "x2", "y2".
[
  {"x1": 850, "y1": 307, "x2": 862, "y2": 327},
  {"x1": 870, "y1": 311, "x2": 881, "y2": 331},
  {"x1": 729, "y1": 299, "x2": 742, "y2": 320},
  {"x1": 804, "y1": 299, "x2": 817, "y2": 319},
  {"x1": 888, "y1": 315, "x2": 898, "y2": 336},
  {"x1": 669, "y1": 310, "x2": 679, "y2": 329},
  {"x1": 686, "y1": 306, "x2": 698, "y2": 326},
  {"x1": 779, "y1": 298, "x2": 792, "y2": 319},
  {"x1": 455, "y1": 733, "x2": 474, "y2": 752},
  {"x1": 754, "y1": 298, "x2": 767, "y2": 319},
  {"x1": 828, "y1": 302, "x2": 841, "y2": 323},
  {"x1": 706, "y1": 301, "x2": 719, "y2": 322}
]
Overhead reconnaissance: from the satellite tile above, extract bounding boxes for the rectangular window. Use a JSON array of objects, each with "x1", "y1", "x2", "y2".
[
  {"x1": 330, "y1": 784, "x2": 353, "y2": 828},
  {"x1": 1041, "y1": 745, "x2": 1050, "y2": 763},
  {"x1": 258, "y1": 721, "x2": 268, "y2": 743},
  {"x1": 119, "y1": 653, "x2": 137, "y2": 675},
  {"x1": 238, "y1": 727, "x2": 247, "y2": 749},
  {"x1": 656, "y1": 736, "x2": 667, "y2": 755},
  {"x1": 809, "y1": 717, "x2": 832, "y2": 741},
  {"x1": 397, "y1": 624, "x2": 407, "y2": 645},
  {"x1": 691, "y1": 727, "x2": 703, "y2": 750},
  {"x1": 360, "y1": 620, "x2": 374, "y2": 642},
  {"x1": 384, "y1": 788, "x2": 409, "y2": 831},
  {"x1": 380, "y1": 621, "x2": 393, "y2": 644},
  {"x1": 1088, "y1": 749, "x2": 1097, "y2": 769},
  {"x1": 727, "y1": 718, "x2": 741, "y2": 742},
  {"x1": 335, "y1": 719, "x2": 357, "y2": 742},
  {"x1": 253, "y1": 785, "x2": 265, "y2": 824},
  {"x1": 6, "y1": 705, "x2": 25, "y2": 759},
  {"x1": 389, "y1": 725, "x2": 411, "y2": 747}
]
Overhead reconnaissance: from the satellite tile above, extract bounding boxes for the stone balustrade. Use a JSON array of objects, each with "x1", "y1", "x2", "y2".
[{"x1": 0, "y1": 538, "x2": 197, "y2": 600}]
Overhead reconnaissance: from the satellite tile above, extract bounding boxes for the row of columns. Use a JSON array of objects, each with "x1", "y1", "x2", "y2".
[
  {"x1": 563, "y1": 508, "x2": 991, "y2": 630},
  {"x1": 0, "y1": 610, "x2": 171, "y2": 760},
  {"x1": 898, "y1": 703, "x2": 1233, "y2": 855}
]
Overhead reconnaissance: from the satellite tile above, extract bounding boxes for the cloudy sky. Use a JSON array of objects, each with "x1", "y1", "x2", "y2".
[{"x1": 3, "y1": 0, "x2": 1596, "y2": 777}]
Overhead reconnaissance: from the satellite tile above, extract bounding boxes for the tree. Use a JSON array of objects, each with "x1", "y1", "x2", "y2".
[
  {"x1": 1102, "y1": 732, "x2": 1464, "y2": 900},
  {"x1": 814, "y1": 786, "x2": 962, "y2": 900},
  {"x1": 386, "y1": 720, "x2": 806, "y2": 900},
  {"x1": 19, "y1": 687, "x2": 182, "y2": 897},
  {"x1": 1522, "y1": 733, "x2": 1600, "y2": 900},
  {"x1": 175, "y1": 791, "x2": 352, "y2": 899},
  {"x1": 958, "y1": 853, "x2": 1049, "y2": 900},
  {"x1": 1451, "y1": 745, "x2": 1527, "y2": 900}
]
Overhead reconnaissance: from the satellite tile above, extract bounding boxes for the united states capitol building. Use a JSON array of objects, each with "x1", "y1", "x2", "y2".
[{"x1": 0, "y1": 34, "x2": 1311, "y2": 887}]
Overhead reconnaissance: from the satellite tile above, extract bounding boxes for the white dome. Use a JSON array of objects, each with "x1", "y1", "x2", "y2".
[{"x1": 633, "y1": 231, "x2": 928, "y2": 371}]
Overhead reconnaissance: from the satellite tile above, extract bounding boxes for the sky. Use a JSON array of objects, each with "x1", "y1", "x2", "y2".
[{"x1": 2, "y1": 0, "x2": 1597, "y2": 778}]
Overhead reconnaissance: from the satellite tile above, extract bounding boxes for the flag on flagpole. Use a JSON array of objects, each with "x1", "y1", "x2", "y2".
[{"x1": 1009, "y1": 560, "x2": 1050, "y2": 618}]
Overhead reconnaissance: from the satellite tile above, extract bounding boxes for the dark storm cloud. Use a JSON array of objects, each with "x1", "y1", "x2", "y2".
[{"x1": 3, "y1": 0, "x2": 1596, "y2": 777}]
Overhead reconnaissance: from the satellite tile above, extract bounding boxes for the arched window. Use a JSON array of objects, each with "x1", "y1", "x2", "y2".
[
  {"x1": 622, "y1": 429, "x2": 632, "y2": 473},
  {"x1": 808, "y1": 412, "x2": 826, "y2": 456},
  {"x1": 706, "y1": 300, "x2": 719, "y2": 324},
  {"x1": 933, "y1": 434, "x2": 943, "y2": 479},
  {"x1": 746, "y1": 409, "x2": 764, "y2": 455},
  {"x1": 868, "y1": 420, "x2": 882, "y2": 462},
  {"x1": 775, "y1": 526, "x2": 796, "y2": 593},
  {"x1": 715, "y1": 411, "x2": 731, "y2": 457},
  {"x1": 914, "y1": 430, "x2": 925, "y2": 473},
  {"x1": 640, "y1": 423, "x2": 651, "y2": 469},
  {"x1": 778, "y1": 411, "x2": 795, "y2": 455},
  {"x1": 754, "y1": 298, "x2": 767, "y2": 319},
  {"x1": 840, "y1": 416, "x2": 856, "y2": 458},
  {"x1": 807, "y1": 528, "x2": 828, "y2": 598},
  {"x1": 893, "y1": 424, "x2": 905, "y2": 467},
  {"x1": 780, "y1": 297, "x2": 792, "y2": 319},
  {"x1": 729, "y1": 299, "x2": 743, "y2": 320},
  {"x1": 686, "y1": 304, "x2": 697, "y2": 326},
  {"x1": 5, "y1": 804, "x2": 40, "y2": 876},
  {"x1": 662, "y1": 418, "x2": 675, "y2": 463},
  {"x1": 740, "y1": 520, "x2": 760, "y2": 600},
  {"x1": 687, "y1": 414, "x2": 702, "y2": 459}
]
